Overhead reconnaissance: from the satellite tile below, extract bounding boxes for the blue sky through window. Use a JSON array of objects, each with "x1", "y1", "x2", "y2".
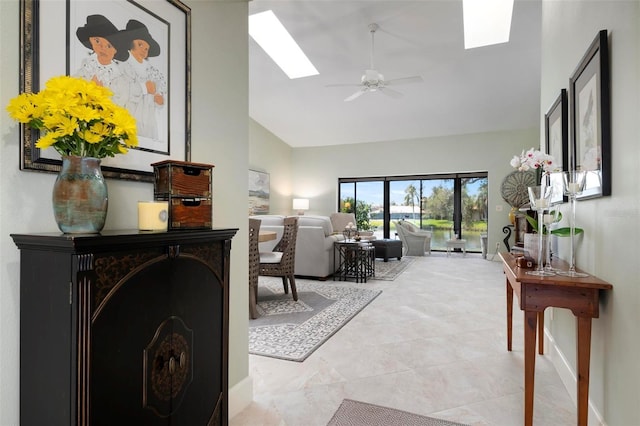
[{"x1": 343, "y1": 178, "x2": 485, "y2": 207}]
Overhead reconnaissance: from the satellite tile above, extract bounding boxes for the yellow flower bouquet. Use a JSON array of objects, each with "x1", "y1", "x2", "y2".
[{"x1": 6, "y1": 75, "x2": 138, "y2": 158}]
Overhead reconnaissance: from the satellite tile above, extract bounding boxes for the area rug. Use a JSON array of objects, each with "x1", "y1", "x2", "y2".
[
  {"x1": 327, "y1": 399, "x2": 469, "y2": 426},
  {"x1": 373, "y1": 256, "x2": 415, "y2": 281},
  {"x1": 249, "y1": 278, "x2": 381, "y2": 361}
]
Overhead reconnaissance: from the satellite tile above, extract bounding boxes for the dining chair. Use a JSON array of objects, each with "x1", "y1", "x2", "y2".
[
  {"x1": 249, "y1": 218, "x2": 261, "y2": 319},
  {"x1": 259, "y1": 216, "x2": 299, "y2": 301}
]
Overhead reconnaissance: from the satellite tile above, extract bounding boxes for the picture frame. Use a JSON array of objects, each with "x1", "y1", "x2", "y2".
[
  {"x1": 569, "y1": 29, "x2": 610, "y2": 200},
  {"x1": 19, "y1": 0, "x2": 191, "y2": 182},
  {"x1": 545, "y1": 89, "x2": 568, "y2": 204},
  {"x1": 248, "y1": 170, "x2": 270, "y2": 215}
]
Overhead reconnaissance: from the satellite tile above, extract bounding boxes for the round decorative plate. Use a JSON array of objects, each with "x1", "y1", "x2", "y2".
[{"x1": 500, "y1": 170, "x2": 536, "y2": 208}]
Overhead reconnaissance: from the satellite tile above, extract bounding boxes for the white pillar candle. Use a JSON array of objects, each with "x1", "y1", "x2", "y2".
[
  {"x1": 138, "y1": 201, "x2": 169, "y2": 231},
  {"x1": 568, "y1": 182, "x2": 581, "y2": 193},
  {"x1": 536, "y1": 199, "x2": 549, "y2": 209}
]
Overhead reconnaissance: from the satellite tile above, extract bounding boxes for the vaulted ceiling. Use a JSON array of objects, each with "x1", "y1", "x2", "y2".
[{"x1": 248, "y1": 0, "x2": 542, "y2": 148}]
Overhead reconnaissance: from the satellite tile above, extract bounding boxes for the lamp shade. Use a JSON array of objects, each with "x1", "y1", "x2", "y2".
[{"x1": 292, "y1": 198, "x2": 309, "y2": 211}]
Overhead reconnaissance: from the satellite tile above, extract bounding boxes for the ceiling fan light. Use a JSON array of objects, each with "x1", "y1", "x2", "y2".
[
  {"x1": 463, "y1": 0, "x2": 514, "y2": 49},
  {"x1": 249, "y1": 10, "x2": 319, "y2": 79},
  {"x1": 364, "y1": 70, "x2": 382, "y2": 84}
]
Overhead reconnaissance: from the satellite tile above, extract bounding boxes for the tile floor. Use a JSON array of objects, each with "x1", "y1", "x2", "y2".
[{"x1": 231, "y1": 253, "x2": 576, "y2": 426}]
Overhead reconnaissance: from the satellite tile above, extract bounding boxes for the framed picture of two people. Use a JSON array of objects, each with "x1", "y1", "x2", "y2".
[{"x1": 20, "y1": 0, "x2": 191, "y2": 182}]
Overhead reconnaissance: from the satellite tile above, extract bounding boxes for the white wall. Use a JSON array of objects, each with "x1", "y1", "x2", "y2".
[
  {"x1": 190, "y1": 0, "x2": 250, "y2": 409},
  {"x1": 249, "y1": 119, "x2": 293, "y2": 215},
  {"x1": 289, "y1": 129, "x2": 540, "y2": 250},
  {"x1": 0, "y1": 1, "x2": 250, "y2": 424},
  {"x1": 540, "y1": 1, "x2": 640, "y2": 424}
]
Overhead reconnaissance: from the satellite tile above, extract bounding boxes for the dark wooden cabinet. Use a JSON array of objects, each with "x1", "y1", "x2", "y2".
[{"x1": 11, "y1": 229, "x2": 237, "y2": 426}]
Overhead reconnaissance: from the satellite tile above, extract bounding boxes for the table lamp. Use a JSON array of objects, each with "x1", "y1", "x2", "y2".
[{"x1": 292, "y1": 198, "x2": 309, "y2": 215}]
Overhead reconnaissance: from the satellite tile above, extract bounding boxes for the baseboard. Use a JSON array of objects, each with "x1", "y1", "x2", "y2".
[
  {"x1": 228, "y1": 375, "x2": 253, "y2": 421},
  {"x1": 543, "y1": 327, "x2": 607, "y2": 426}
]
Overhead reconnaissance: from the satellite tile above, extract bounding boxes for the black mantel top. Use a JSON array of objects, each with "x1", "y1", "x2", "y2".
[{"x1": 11, "y1": 228, "x2": 238, "y2": 253}]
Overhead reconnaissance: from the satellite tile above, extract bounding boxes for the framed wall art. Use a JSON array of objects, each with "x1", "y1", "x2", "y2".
[
  {"x1": 569, "y1": 29, "x2": 611, "y2": 199},
  {"x1": 19, "y1": 0, "x2": 191, "y2": 182},
  {"x1": 248, "y1": 170, "x2": 270, "y2": 215},
  {"x1": 545, "y1": 89, "x2": 568, "y2": 204}
]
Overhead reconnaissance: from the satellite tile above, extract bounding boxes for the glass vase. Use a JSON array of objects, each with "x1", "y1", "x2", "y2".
[
  {"x1": 52, "y1": 155, "x2": 108, "y2": 233},
  {"x1": 543, "y1": 209, "x2": 560, "y2": 273},
  {"x1": 557, "y1": 171, "x2": 588, "y2": 277},
  {"x1": 526, "y1": 185, "x2": 554, "y2": 276}
]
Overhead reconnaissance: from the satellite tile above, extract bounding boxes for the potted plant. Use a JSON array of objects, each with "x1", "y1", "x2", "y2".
[
  {"x1": 6, "y1": 75, "x2": 138, "y2": 233},
  {"x1": 523, "y1": 210, "x2": 584, "y2": 263}
]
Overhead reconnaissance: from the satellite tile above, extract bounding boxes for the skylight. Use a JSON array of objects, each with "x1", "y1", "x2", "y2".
[
  {"x1": 463, "y1": 0, "x2": 514, "y2": 49},
  {"x1": 249, "y1": 10, "x2": 319, "y2": 79}
]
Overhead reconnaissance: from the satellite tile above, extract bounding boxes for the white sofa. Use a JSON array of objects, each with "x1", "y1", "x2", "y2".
[{"x1": 251, "y1": 215, "x2": 344, "y2": 279}]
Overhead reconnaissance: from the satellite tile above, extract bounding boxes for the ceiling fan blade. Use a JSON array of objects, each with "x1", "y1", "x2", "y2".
[
  {"x1": 344, "y1": 88, "x2": 368, "y2": 102},
  {"x1": 378, "y1": 87, "x2": 403, "y2": 99},
  {"x1": 325, "y1": 83, "x2": 363, "y2": 88},
  {"x1": 326, "y1": 23, "x2": 421, "y2": 102},
  {"x1": 385, "y1": 76, "x2": 424, "y2": 86}
]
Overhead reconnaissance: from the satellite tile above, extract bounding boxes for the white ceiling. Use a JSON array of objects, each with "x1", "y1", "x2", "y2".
[{"x1": 248, "y1": 0, "x2": 542, "y2": 148}]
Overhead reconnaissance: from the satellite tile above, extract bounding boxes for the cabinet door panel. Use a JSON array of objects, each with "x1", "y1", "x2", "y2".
[
  {"x1": 90, "y1": 256, "x2": 223, "y2": 425},
  {"x1": 168, "y1": 256, "x2": 223, "y2": 425},
  {"x1": 91, "y1": 258, "x2": 173, "y2": 425},
  {"x1": 20, "y1": 250, "x2": 73, "y2": 425}
]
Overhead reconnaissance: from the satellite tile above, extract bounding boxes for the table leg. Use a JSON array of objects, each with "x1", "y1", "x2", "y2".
[
  {"x1": 334, "y1": 245, "x2": 347, "y2": 282},
  {"x1": 576, "y1": 316, "x2": 592, "y2": 426},
  {"x1": 506, "y1": 279, "x2": 513, "y2": 352},
  {"x1": 538, "y1": 311, "x2": 544, "y2": 355},
  {"x1": 523, "y1": 310, "x2": 537, "y2": 426},
  {"x1": 357, "y1": 248, "x2": 364, "y2": 283}
]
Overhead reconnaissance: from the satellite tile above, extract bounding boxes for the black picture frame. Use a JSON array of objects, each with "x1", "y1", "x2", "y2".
[
  {"x1": 569, "y1": 29, "x2": 610, "y2": 199},
  {"x1": 18, "y1": 0, "x2": 191, "y2": 182},
  {"x1": 545, "y1": 89, "x2": 568, "y2": 204}
]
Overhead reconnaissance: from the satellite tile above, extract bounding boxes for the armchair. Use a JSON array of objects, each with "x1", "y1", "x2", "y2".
[
  {"x1": 330, "y1": 212, "x2": 376, "y2": 240},
  {"x1": 395, "y1": 220, "x2": 432, "y2": 256}
]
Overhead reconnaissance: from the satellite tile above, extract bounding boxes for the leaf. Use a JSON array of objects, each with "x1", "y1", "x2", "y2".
[
  {"x1": 525, "y1": 215, "x2": 538, "y2": 230},
  {"x1": 551, "y1": 227, "x2": 584, "y2": 237}
]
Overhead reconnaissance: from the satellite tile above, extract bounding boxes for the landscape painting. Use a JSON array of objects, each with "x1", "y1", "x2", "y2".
[{"x1": 249, "y1": 170, "x2": 270, "y2": 215}]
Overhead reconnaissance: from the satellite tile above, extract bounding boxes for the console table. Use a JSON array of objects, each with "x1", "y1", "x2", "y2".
[
  {"x1": 11, "y1": 229, "x2": 236, "y2": 426},
  {"x1": 499, "y1": 252, "x2": 612, "y2": 426}
]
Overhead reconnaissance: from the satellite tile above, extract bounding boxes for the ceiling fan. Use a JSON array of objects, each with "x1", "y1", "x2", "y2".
[{"x1": 326, "y1": 23, "x2": 423, "y2": 102}]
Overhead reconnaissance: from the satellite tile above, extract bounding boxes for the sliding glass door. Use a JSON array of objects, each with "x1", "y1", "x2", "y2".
[
  {"x1": 460, "y1": 177, "x2": 489, "y2": 252},
  {"x1": 339, "y1": 173, "x2": 487, "y2": 253},
  {"x1": 339, "y1": 180, "x2": 384, "y2": 238}
]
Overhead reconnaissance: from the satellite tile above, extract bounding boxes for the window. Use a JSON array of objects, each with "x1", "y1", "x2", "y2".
[{"x1": 339, "y1": 173, "x2": 488, "y2": 253}]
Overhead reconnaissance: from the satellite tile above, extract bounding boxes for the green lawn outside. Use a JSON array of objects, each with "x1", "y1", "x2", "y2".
[
  {"x1": 368, "y1": 219, "x2": 487, "y2": 252},
  {"x1": 370, "y1": 219, "x2": 487, "y2": 233}
]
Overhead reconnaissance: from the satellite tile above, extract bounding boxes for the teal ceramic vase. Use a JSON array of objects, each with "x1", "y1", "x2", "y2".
[{"x1": 52, "y1": 156, "x2": 108, "y2": 233}]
